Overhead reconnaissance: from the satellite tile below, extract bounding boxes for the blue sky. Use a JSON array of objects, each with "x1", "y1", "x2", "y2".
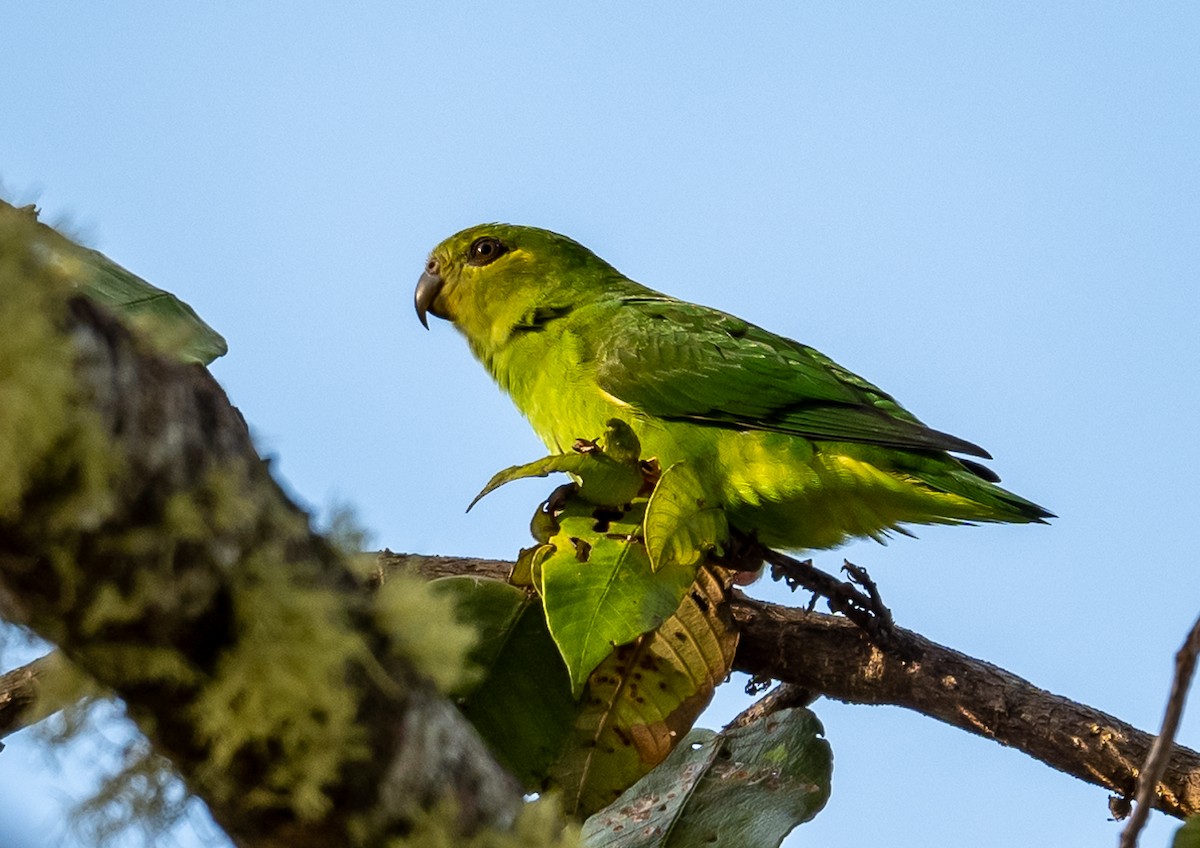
[{"x1": 2, "y1": 4, "x2": 1199, "y2": 846}]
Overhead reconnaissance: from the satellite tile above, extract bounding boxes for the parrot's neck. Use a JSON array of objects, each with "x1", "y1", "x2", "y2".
[
  {"x1": 457, "y1": 277, "x2": 658, "y2": 452},
  {"x1": 464, "y1": 309, "x2": 607, "y2": 455}
]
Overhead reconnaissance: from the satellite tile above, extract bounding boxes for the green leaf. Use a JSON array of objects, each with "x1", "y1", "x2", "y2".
[
  {"x1": 429, "y1": 566, "x2": 739, "y2": 807},
  {"x1": 10, "y1": 201, "x2": 228, "y2": 364},
  {"x1": 429, "y1": 576, "x2": 577, "y2": 786},
  {"x1": 1175, "y1": 816, "x2": 1200, "y2": 848},
  {"x1": 581, "y1": 706, "x2": 832, "y2": 848},
  {"x1": 539, "y1": 499, "x2": 697, "y2": 696},
  {"x1": 428, "y1": 576, "x2": 529, "y2": 696},
  {"x1": 644, "y1": 461, "x2": 727, "y2": 572},
  {"x1": 511, "y1": 542, "x2": 553, "y2": 588},
  {"x1": 80, "y1": 248, "x2": 229, "y2": 364},
  {"x1": 529, "y1": 499, "x2": 560, "y2": 544},
  {"x1": 551, "y1": 565, "x2": 739, "y2": 815},
  {"x1": 470, "y1": 453, "x2": 590, "y2": 511},
  {"x1": 469, "y1": 420, "x2": 645, "y2": 511},
  {"x1": 595, "y1": 418, "x2": 642, "y2": 465}
]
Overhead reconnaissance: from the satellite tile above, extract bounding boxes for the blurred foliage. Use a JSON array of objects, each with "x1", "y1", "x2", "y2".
[
  {"x1": 1, "y1": 199, "x2": 227, "y2": 364},
  {"x1": 1175, "y1": 816, "x2": 1200, "y2": 848}
]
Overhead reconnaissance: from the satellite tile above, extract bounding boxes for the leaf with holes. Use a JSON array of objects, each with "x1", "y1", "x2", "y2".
[
  {"x1": 644, "y1": 460, "x2": 728, "y2": 573},
  {"x1": 580, "y1": 706, "x2": 832, "y2": 848},
  {"x1": 539, "y1": 497, "x2": 698, "y2": 696},
  {"x1": 550, "y1": 565, "x2": 738, "y2": 815}
]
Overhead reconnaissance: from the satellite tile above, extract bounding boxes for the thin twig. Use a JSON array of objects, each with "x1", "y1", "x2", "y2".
[
  {"x1": 1119, "y1": 613, "x2": 1200, "y2": 848},
  {"x1": 724, "y1": 683, "x2": 814, "y2": 731},
  {"x1": 0, "y1": 654, "x2": 50, "y2": 746}
]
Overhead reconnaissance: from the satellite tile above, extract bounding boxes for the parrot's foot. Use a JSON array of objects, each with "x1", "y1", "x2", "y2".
[
  {"x1": 545, "y1": 481, "x2": 578, "y2": 513},
  {"x1": 749, "y1": 543, "x2": 915, "y2": 659},
  {"x1": 840, "y1": 560, "x2": 895, "y2": 635}
]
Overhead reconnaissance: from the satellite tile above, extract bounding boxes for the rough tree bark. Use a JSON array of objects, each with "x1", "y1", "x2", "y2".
[
  {"x1": 0, "y1": 215, "x2": 532, "y2": 847},
  {"x1": 0, "y1": 654, "x2": 50, "y2": 746}
]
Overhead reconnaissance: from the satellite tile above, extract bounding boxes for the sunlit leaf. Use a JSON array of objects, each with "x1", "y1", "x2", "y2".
[
  {"x1": 512, "y1": 542, "x2": 555, "y2": 588},
  {"x1": 644, "y1": 461, "x2": 727, "y2": 573},
  {"x1": 551, "y1": 565, "x2": 738, "y2": 815},
  {"x1": 539, "y1": 499, "x2": 697, "y2": 696},
  {"x1": 469, "y1": 420, "x2": 645, "y2": 511},
  {"x1": 433, "y1": 564, "x2": 740, "y2": 807},
  {"x1": 595, "y1": 418, "x2": 642, "y2": 465}
]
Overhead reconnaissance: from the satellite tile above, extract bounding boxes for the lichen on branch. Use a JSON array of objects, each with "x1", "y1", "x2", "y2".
[{"x1": 0, "y1": 205, "x2": 558, "y2": 847}]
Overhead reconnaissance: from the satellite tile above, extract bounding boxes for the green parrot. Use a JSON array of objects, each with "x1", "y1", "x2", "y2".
[{"x1": 415, "y1": 224, "x2": 1051, "y2": 551}]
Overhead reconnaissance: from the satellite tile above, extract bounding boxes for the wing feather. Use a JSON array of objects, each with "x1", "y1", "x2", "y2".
[{"x1": 593, "y1": 297, "x2": 992, "y2": 459}]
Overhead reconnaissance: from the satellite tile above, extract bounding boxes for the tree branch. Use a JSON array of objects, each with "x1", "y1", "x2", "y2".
[
  {"x1": 387, "y1": 552, "x2": 1200, "y2": 821},
  {"x1": 0, "y1": 654, "x2": 50, "y2": 746},
  {"x1": 0, "y1": 214, "x2": 530, "y2": 847}
]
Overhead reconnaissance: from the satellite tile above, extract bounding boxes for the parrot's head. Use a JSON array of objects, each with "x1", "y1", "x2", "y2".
[{"x1": 415, "y1": 223, "x2": 624, "y2": 349}]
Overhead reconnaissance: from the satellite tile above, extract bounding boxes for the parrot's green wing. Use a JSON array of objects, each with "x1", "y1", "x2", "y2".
[{"x1": 593, "y1": 296, "x2": 992, "y2": 460}]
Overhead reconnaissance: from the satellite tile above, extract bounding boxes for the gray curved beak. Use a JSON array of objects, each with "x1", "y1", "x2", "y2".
[{"x1": 414, "y1": 270, "x2": 445, "y2": 330}]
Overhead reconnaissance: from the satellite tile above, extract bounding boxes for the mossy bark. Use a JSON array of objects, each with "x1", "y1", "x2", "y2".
[{"x1": 0, "y1": 205, "x2": 567, "y2": 847}]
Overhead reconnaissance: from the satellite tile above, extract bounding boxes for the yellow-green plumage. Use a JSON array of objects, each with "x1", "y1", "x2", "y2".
[{"x1": 416, "y1": 224, "x2": 1051, "y2": 551}]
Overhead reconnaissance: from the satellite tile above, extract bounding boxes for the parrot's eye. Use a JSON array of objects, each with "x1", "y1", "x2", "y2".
[{"x1": 468, "y1": 236, "x2": 508, "y2": 266}]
